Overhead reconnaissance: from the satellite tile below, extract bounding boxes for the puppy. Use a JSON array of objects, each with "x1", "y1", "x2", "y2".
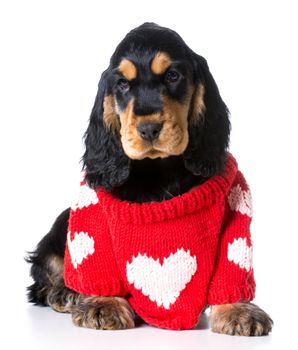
[{"x1": 26, "y1": 23, "x2": 273, "y2": 335}]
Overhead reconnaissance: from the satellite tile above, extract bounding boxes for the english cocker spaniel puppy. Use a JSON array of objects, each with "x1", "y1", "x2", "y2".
[{"x1": 27, "y1": 23, "x2": 273, "y2": 335}]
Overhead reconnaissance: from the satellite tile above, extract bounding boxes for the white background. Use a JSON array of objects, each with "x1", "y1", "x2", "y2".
[{"x1": 0, "y1": 0, "x2": 297, "y2": 349}]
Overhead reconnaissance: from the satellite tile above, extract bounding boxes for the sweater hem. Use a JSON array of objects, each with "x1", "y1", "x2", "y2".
[{"x1": 128, "y1": 297, "x2": 202, "y2": 330}]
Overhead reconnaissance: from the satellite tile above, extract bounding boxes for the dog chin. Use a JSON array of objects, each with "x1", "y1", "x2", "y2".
[
  {"x1": 144, "y1": 150, "x2": 169, "y2": 159},
  {"x1": 124, "y1": 147, "x2": 168, "y2": 160},
  {"x1": 124, "y1": 145, "x2": 186, "y2": 160}
]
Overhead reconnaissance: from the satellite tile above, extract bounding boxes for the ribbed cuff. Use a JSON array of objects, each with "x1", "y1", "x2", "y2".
[{"x1": 207, "y1": 284, "x2": 256, "y2": 305}]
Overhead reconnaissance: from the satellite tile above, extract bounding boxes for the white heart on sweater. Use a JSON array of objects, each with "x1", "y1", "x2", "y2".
[
  {"x1": 67, "y1": 231, "x2": 95, "y2": 269},
  {"x1": 228, "y1": 237, "x2": 253, "y2": 272},
  {"x1": 228, "y1": 184, "x2": 253, "y2": 217},
  {"x1": 126, "y1": 248, "x2": 197, "y2": 309},
  {"x1": 71, "y1": 184, "x2": 99, "y2": 211}
]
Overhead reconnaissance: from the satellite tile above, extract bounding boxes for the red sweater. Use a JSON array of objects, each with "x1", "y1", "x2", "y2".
[{"x1": 64, "y1": 154, "x2": 255, "y2": 330}]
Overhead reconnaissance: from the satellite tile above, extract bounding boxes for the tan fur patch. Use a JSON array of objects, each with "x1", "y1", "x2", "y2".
[
  {"x1": 118, "y1": 59, "x2": 137, "y2": 80},
  {"x1": 156, "y1": 95, "x2": 190, "y2": 155},
  {"x1": 151, "y1": 52, "x2": 172, "y2": 75},
  {"x1": 103, "y1": 95, "x2": 120, "y2": 131},
  {"x1": 47, "y1": 288, "x2": 79, "y2": 314},
  {"x1": 191, "y1": 83, "x2": 205, "y2": 122},
  {"x1": 47, "y1": 255, "x2": 64, "y2": 285}
]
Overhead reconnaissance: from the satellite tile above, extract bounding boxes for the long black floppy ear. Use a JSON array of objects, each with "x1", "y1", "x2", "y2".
[
  {"x1": 82, "y1": 70, "x2": 130, "y2": 190},
  {"x1": 183, "y1": 54, "x2": 230, "y2": 177}
]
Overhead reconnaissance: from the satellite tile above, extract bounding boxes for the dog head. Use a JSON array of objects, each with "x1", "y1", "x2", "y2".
[{"x1": 83, "y1": 23, "x2": 230, "y2": 189}]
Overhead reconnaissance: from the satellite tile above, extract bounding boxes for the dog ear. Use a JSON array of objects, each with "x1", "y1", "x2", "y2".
[
  {"x1": 183, "y1": 54, "x2": 230, "y2": 177},
  {"x1": 82, "y1": 69, "x2": 130, "y2": 190}
]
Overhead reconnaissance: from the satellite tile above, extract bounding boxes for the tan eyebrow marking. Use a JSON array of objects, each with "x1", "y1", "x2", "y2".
[
  {"x1": 151, "y1": 52, "x2": 172, "y2": 75},
  {"x1": 118, "y1": 59, "x2": 137, "y2": 80}
]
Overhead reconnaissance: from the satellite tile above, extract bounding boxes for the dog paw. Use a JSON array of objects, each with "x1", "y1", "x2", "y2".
[
  {"x1": 71, "y1": 296, "x2": 135, "y2": 330},
  {"x1": 210, "y1": 302, "x2": 273, "y2": 336}
]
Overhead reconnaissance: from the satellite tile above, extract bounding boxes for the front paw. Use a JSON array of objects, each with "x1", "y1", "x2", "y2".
[
  {"x1": 71, "y1": 296, "x2": 135, "y2": 330},
  {"x1": 210, "y1": 302, "x2": 273, "y2": 336}
]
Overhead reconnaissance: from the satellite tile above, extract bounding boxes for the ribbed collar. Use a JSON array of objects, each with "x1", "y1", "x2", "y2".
[{"x1": 98, "y1": 154, "x2": 238, "y2": 224}]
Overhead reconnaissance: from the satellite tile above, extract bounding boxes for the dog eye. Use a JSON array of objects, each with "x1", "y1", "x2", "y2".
[
  {"x1": 117, "y1": 78, "x2": 130, "y2": 93},
  {"x1": 165, "y1": 70, "x2": 180, "y2": 83}
]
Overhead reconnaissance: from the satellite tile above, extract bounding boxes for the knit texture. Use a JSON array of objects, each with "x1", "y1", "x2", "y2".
[{"x1": 64, "y1": 154, "x2": 255, "y2": 330}]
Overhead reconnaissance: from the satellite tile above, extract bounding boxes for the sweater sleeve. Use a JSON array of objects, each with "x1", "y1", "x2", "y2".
[
  {"x1": 64, "y1": 182, "x2": 129, "y2": 297},
  {"x1": 207, "y1": 170, "x2": 256, "y2": 305}
]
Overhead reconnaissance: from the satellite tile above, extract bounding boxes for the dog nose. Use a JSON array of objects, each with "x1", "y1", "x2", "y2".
[{"x1": 137, "y1": 122, "x2": 163, "y2": 141}]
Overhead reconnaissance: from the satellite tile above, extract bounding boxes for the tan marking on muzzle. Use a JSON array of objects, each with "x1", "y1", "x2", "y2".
[
  {"x1": 103, "y1": 95, "x2": 120, "y2": 131},
  {"x1": 118, "y1": 92, "x2": 192, "y2": 160}
]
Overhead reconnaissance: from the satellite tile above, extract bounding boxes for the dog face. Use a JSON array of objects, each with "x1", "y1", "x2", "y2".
[
  {"x1": 83, "y1": 23, "x2": 230, "y2": 189},
  {"x1": 104, "y1": 51, "x2": 201, "y2": 160}
]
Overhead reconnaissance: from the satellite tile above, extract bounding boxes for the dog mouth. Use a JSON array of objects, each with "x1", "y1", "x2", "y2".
[
  {"x1": 122, "y1": 133, "x2": 188, "y2": 160},
  {"x1": 130, "y1": 145, "x2": 171, "y2": 159}
]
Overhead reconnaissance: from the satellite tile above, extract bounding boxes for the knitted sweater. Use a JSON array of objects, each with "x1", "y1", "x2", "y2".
[{"x1": 64, "y1": 154, "x2": 255, "y2": 330}]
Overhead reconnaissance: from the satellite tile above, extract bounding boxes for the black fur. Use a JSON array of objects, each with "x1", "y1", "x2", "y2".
[
  {"x1": 26, "y1": 208, "x2": 70, "y2": 305},
  {"x1": 183, "y1": 54, "x2": 230, "y2": 177},
  {"x1": 113, "y1": 156, "x2": 206, "y2": 203},
  {"x1": 27, "y1": 22, "x2": 230, "y2": 305},
  {"x1": 82, "y1": 71, "x2": 131, "y2": 190}
]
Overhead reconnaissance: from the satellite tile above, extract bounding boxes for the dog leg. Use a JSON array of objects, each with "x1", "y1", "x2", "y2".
[
  {"x1": 210, "y1": 302, "x2": 273, "y2": 336},
  {"x1": 38, "y1": 254, "x2": 79, "y2": 313},
  {"x1": 29, "y1": 253, "x2": 135, "y2": 329}
]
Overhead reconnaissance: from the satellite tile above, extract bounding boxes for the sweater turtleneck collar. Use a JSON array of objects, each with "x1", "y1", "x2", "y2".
[{"x1": 97, "y1": 153, "x2": 238, "y2": 224}]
